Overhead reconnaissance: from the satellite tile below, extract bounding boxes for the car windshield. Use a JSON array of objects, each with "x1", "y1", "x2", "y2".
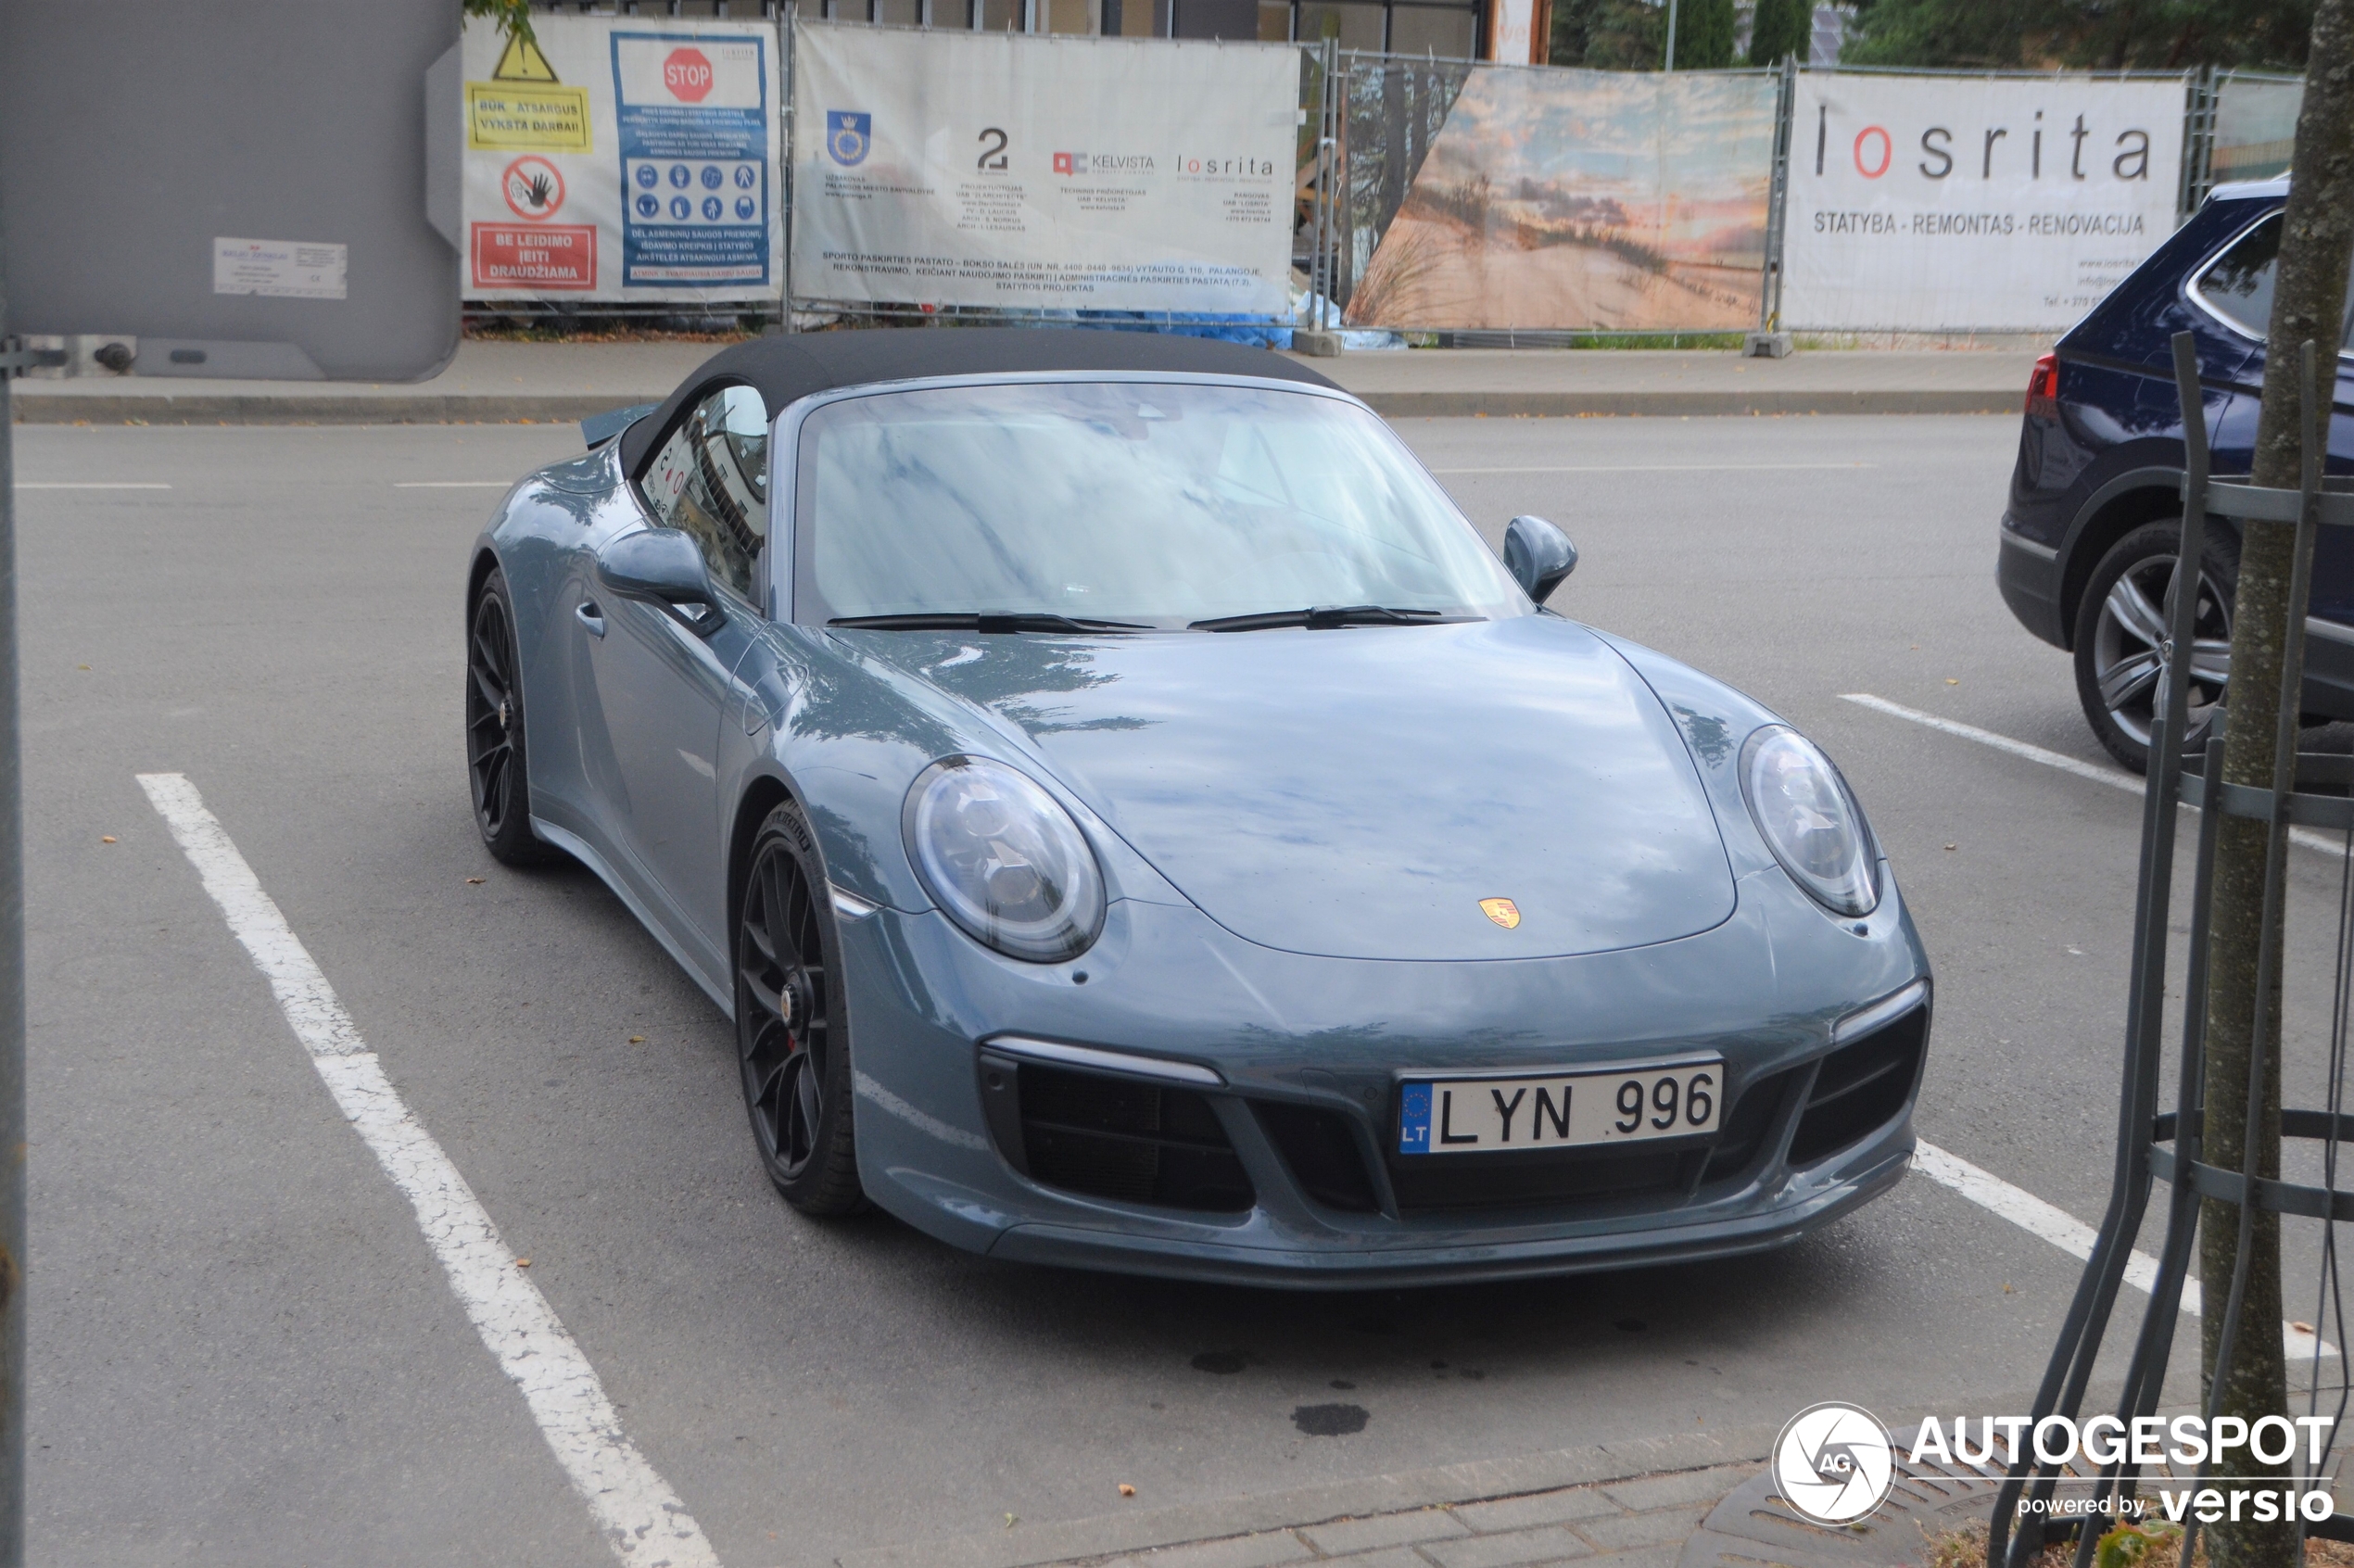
[{"x1": 791, "y1": 381, "x2": 1527, "y2": 628}]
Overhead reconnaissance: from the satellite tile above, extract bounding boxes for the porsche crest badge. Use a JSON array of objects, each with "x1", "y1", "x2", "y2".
[{"x1": 1479, "y1": 897, "x2": 1522, "y2": 929}]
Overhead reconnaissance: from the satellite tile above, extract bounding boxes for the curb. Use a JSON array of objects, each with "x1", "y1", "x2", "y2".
[
  {"x1": 817, "y1": 1426, "x2": 1783, "y2": 1568},
  {"x1": 6, "y1": 391, "x2": 672, "y2": 426},
  {"x1": 1361, "y1": 389, "x2": 2017, "y2": 420},
  {"x1": 8, "y1": 389, "x2": 2018, "y2": 425}
]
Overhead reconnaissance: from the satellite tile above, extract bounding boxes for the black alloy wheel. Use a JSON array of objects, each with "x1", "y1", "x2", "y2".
[
  {"x1": 2073, "y1": 520, "x2": 2238, "y2": 775},
  {"x1": 466, "y1": 571, "x2": 553, "y2": 865},
  {"x1": 737, "y1": 800, "x2": 863, "y2": 1213}
]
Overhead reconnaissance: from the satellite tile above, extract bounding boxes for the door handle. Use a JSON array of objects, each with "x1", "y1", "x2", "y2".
[{"x1": 576, "y1": 600, "x2": 605, "y2": 639}]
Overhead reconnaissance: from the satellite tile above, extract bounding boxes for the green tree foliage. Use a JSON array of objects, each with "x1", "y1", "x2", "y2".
[
  {"x1": 1672, "y1": 0, "x2": 1737, "y2": 64},
  {"x1": 1747, "y1": 0, "x2": 1813, "y2": 63},
  {"x1": 1842, "y1": 0, "x2": 2314, "y2": 70},
  {"x1": 462, "y1": 0, "x2": 538, "y2": 47},
  {"x1": 1549, "y1": 0, "x2": 1664, "y2": 67}
]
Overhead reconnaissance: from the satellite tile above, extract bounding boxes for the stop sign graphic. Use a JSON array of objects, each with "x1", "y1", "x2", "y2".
[{"x1": 664, "y1": 48, "x2": 714, "y2": 102}]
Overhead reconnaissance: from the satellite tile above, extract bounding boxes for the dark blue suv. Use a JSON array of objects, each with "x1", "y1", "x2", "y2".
[{"x1": 1998, "y1": 176, "x2": 2354, "y2": 770}]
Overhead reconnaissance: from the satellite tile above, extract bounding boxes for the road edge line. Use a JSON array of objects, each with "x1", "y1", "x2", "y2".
[
  {"x1": 136, "y1": 771, "x2": 722, "y2": 1568},
  {"x1": 1839, "y1": 692, "x2": 2339, "y2": 855},
  {"x1": 1913, "y1": 1140, "x2": 2332, "y2": 1359}
]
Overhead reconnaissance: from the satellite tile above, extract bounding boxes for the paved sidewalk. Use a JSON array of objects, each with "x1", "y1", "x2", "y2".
[
  {"x1": 9, "y1": 339, "x2": 2036, "y2": 425},
  {"x1": 811, "y1": 1429, "x2": 1779, "y2": 1568}
]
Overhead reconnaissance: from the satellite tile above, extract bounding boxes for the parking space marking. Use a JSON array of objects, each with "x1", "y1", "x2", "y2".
[
  {"x1": 394, "y1": 481, "x2": 514, "y2": 488},
  {"x1": 1916, "y1": 1140, "x2": 2335, "y2": 1359},
  {"x1": 1841, "y1": 692, "x2": 2342, "y2": 855},
  {"x1": 13, "y1": 481, "x2": 171, "y2": 490},
  {"x1": 1427, "y1": 462, "x2": 1872, "y2": 474},
  {"x1": 136, "y1": 772, "x2": 723, "y2": 1568}
]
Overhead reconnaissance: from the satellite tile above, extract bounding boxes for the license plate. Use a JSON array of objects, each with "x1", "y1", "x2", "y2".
[{"x1": 1397, "y1": 1061, "x2": 1723, "y2": 1156}]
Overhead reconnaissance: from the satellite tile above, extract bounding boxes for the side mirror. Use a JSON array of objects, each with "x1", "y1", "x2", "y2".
[
  {"x1": 1503, "y1": 515, "x2": 1577, "y2": 603},
  {"x1": 596, "y1": 528, "x2": 724, "y2": 633}
]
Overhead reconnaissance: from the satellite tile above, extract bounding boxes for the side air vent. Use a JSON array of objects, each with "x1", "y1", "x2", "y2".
[
  {"x1": 1255, "y1": 1102, "x2": 1381, "y2": 1212},
  {"x1": 978, "y1": 1056, "x2": 1254, "y2": 1213},
  {"x1": 1788, "y1": 1004, "x2": 1930, "y2": 1167},
  {"x1": 1702, "y1": 1066, "x2": 1803, "y2": 1183}
]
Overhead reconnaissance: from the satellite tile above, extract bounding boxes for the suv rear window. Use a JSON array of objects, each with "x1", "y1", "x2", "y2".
[{"x1": 2195, "y1": 211, "x2": 2354, "y2": 347}]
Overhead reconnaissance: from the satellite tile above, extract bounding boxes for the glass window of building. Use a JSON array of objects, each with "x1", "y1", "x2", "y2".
[
  {"x1": 1293, "y1": 0, "x2": 1386, "y2": 44},
  {"x1": 1386, "y1": 3, "x2": 1476, "y2": 54},
  {"x1": 816, "y1": 0, "x2": 1479, "y2": 55}
]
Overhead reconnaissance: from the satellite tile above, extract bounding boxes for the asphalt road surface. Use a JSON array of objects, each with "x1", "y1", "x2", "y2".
[{"x1": 20, "y1": 411, "x2": 2343, "y2": 1567}]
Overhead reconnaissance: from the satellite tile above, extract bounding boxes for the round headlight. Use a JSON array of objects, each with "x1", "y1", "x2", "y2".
[
  {"x1": 903, "y1": 756, "x2": 1106, "y2": 962},
  {"x1": 1740, "y1": 727, "x2": 1879, "y2": 917}
]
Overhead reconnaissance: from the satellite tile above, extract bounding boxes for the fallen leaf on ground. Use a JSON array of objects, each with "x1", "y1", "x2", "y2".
[
  {"x1": 515, "y1": 1258, "x2": 532, "y2": 1268},
  {"x1": 1945, "y1": 677, "x2": 1960, "y2": 685},
  {"x1": 466, "y1": 877, "x2": 485, "y2": 885},
  {"x1": 2296, "y1": 1321, "x2": 2316, "y2": 1334},
  {"x1": 1119, "y1": 1484, "x2": 1135, "y2": 1498},
  {"x1": 100, "y1": 837, "x2": 115, "y2": 844},
  {"x1": 1944, "y1": 843, "x2": 1956, "y2": 851}
]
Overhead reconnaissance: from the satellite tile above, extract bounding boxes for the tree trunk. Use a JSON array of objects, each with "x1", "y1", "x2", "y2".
[{"x1": 2200, "y1": 7, "x2": 2354, "y2": 1568}]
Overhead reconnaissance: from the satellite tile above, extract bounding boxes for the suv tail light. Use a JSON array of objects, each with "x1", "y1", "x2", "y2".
[{"x1": 2026, "y1": 351, "x2": 2060, "y2": 417}]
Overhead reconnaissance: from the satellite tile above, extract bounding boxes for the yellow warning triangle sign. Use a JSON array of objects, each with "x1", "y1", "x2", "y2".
[{"x1": 492, "y1": 32, "x2": 559, "y2": 82}]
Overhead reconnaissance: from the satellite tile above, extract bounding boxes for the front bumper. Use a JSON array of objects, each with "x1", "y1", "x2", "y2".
[{"x1": 838, "y1": 868, "x2": 1931, "y2": 1287}]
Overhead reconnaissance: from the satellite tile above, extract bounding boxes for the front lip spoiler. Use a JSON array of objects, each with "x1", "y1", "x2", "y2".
[{"x1": 984, "y1": 1139, "x2": 1911, "y2": 1289}]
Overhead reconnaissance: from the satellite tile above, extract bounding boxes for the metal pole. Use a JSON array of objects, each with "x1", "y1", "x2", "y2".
[
  {"x1": 1323, "y1": 37, "x2": 1338, "y2": 333},
  {"x1": 1663, "y1": 0, "x2": 1677, "y2": 70},
  {"x1": 781, "y1": 3, "x2": 799, "y2": 333},
  {"x1": 0, "y1": 129, "x2": 29, "y2": 1568}
]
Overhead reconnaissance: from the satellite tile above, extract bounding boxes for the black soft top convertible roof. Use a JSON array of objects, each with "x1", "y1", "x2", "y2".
[{"x1": 614, "y1": 326, "x2": 1341, "y2": 474}]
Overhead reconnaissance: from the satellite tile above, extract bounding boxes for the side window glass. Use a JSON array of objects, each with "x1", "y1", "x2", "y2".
[
  {"x1": 639, "y1": 384, "x2": 770, "y2": 605},
  {"x1": 2196, "y1": 214, "x2": 2280, "y2": 338}
]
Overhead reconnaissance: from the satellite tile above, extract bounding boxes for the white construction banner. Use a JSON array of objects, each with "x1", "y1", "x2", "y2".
[
  {"x1": 791, "y1": 22, "x2": 1297, "y2": 315},
  {"x1": 462, "y1": 16, "x2": 783, "y2": 303},
  {"x1": 1781, "y1": 73, "x2": 2186, "y2": 332}
]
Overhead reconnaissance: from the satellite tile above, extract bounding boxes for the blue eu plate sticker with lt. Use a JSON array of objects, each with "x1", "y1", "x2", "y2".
[{"x1": 1398, "y1": 1083, "x2": 1433, "y2": 1155}]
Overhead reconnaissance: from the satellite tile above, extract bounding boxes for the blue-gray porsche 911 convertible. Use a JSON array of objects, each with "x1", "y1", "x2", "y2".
[{"x1": 464, "y1": 328, "x2": 1930, "y2": 1286}]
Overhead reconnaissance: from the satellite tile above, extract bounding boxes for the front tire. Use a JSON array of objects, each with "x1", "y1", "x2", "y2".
[
  {"x1": 2072, "y1": 520, "x2": 2236, "y2": 775},
  {"x1": 737, "y1": 801, "x2": 864, "y2": 1215},
  {"x1": 466, "y1": 570, "x2": 556, "y2": 865}
]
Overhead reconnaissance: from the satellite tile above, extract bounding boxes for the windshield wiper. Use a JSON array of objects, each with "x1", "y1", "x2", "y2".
[
  {"x1": 828, "y1": 612, "x2": 1153, "y2": 634},
  {"x1": 1188, "y1": 604, "x2": 1458, "y2": 633}
]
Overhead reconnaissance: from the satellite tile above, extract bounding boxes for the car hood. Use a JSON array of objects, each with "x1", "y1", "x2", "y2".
[{"x1": 852, "y1": 615, "x2": 1736, "y2": 961}]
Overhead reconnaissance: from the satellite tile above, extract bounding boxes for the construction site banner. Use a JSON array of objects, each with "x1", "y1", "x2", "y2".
[
  {"x1": 1341, "y1": 67, "x2": 1778, "y2": 332},
  {"x1": 462, "y1": 16, "x2": 783, "y2": 304},
  {"x1": 789, "y1": 21, "x2": 1297, "y2": 315},
  {"x1": 1780, "y1": 71, "x2": 2186, "y2": 332}
]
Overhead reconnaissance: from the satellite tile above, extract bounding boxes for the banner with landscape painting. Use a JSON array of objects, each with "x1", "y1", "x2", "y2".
[{"x1": 1343, "y1": 68, "x2": 1778, "y2": 331}]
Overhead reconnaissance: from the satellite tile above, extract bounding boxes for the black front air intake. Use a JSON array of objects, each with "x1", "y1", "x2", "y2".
[
  {"x1": 1788, "y1": 1003, "x2": 1930, "y2": 1167},
  {"x1": 978, "y1": 1056, "x2": 1254, "y2": 1213}
]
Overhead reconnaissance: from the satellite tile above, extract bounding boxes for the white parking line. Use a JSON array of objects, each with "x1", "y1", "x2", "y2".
[
  {"x1": 394, "y1": 480, "x2": 513, "y2": 488},
  {"x1": 13, "y1": 481, "x2": 171, "y2": 490},
  {"x1": 1915, "y1": 1140, "x2": 2335, "y2": 1359},
  {"x1": 1841, "y1": 691, "x2": 2343, "y2": 855},
  {"x1": 137, "y1": 773, "x2": 722, "y2": 1568},
  {"x1": 1428, "y1": 462, "x2": 1872, "y2": 474}
]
